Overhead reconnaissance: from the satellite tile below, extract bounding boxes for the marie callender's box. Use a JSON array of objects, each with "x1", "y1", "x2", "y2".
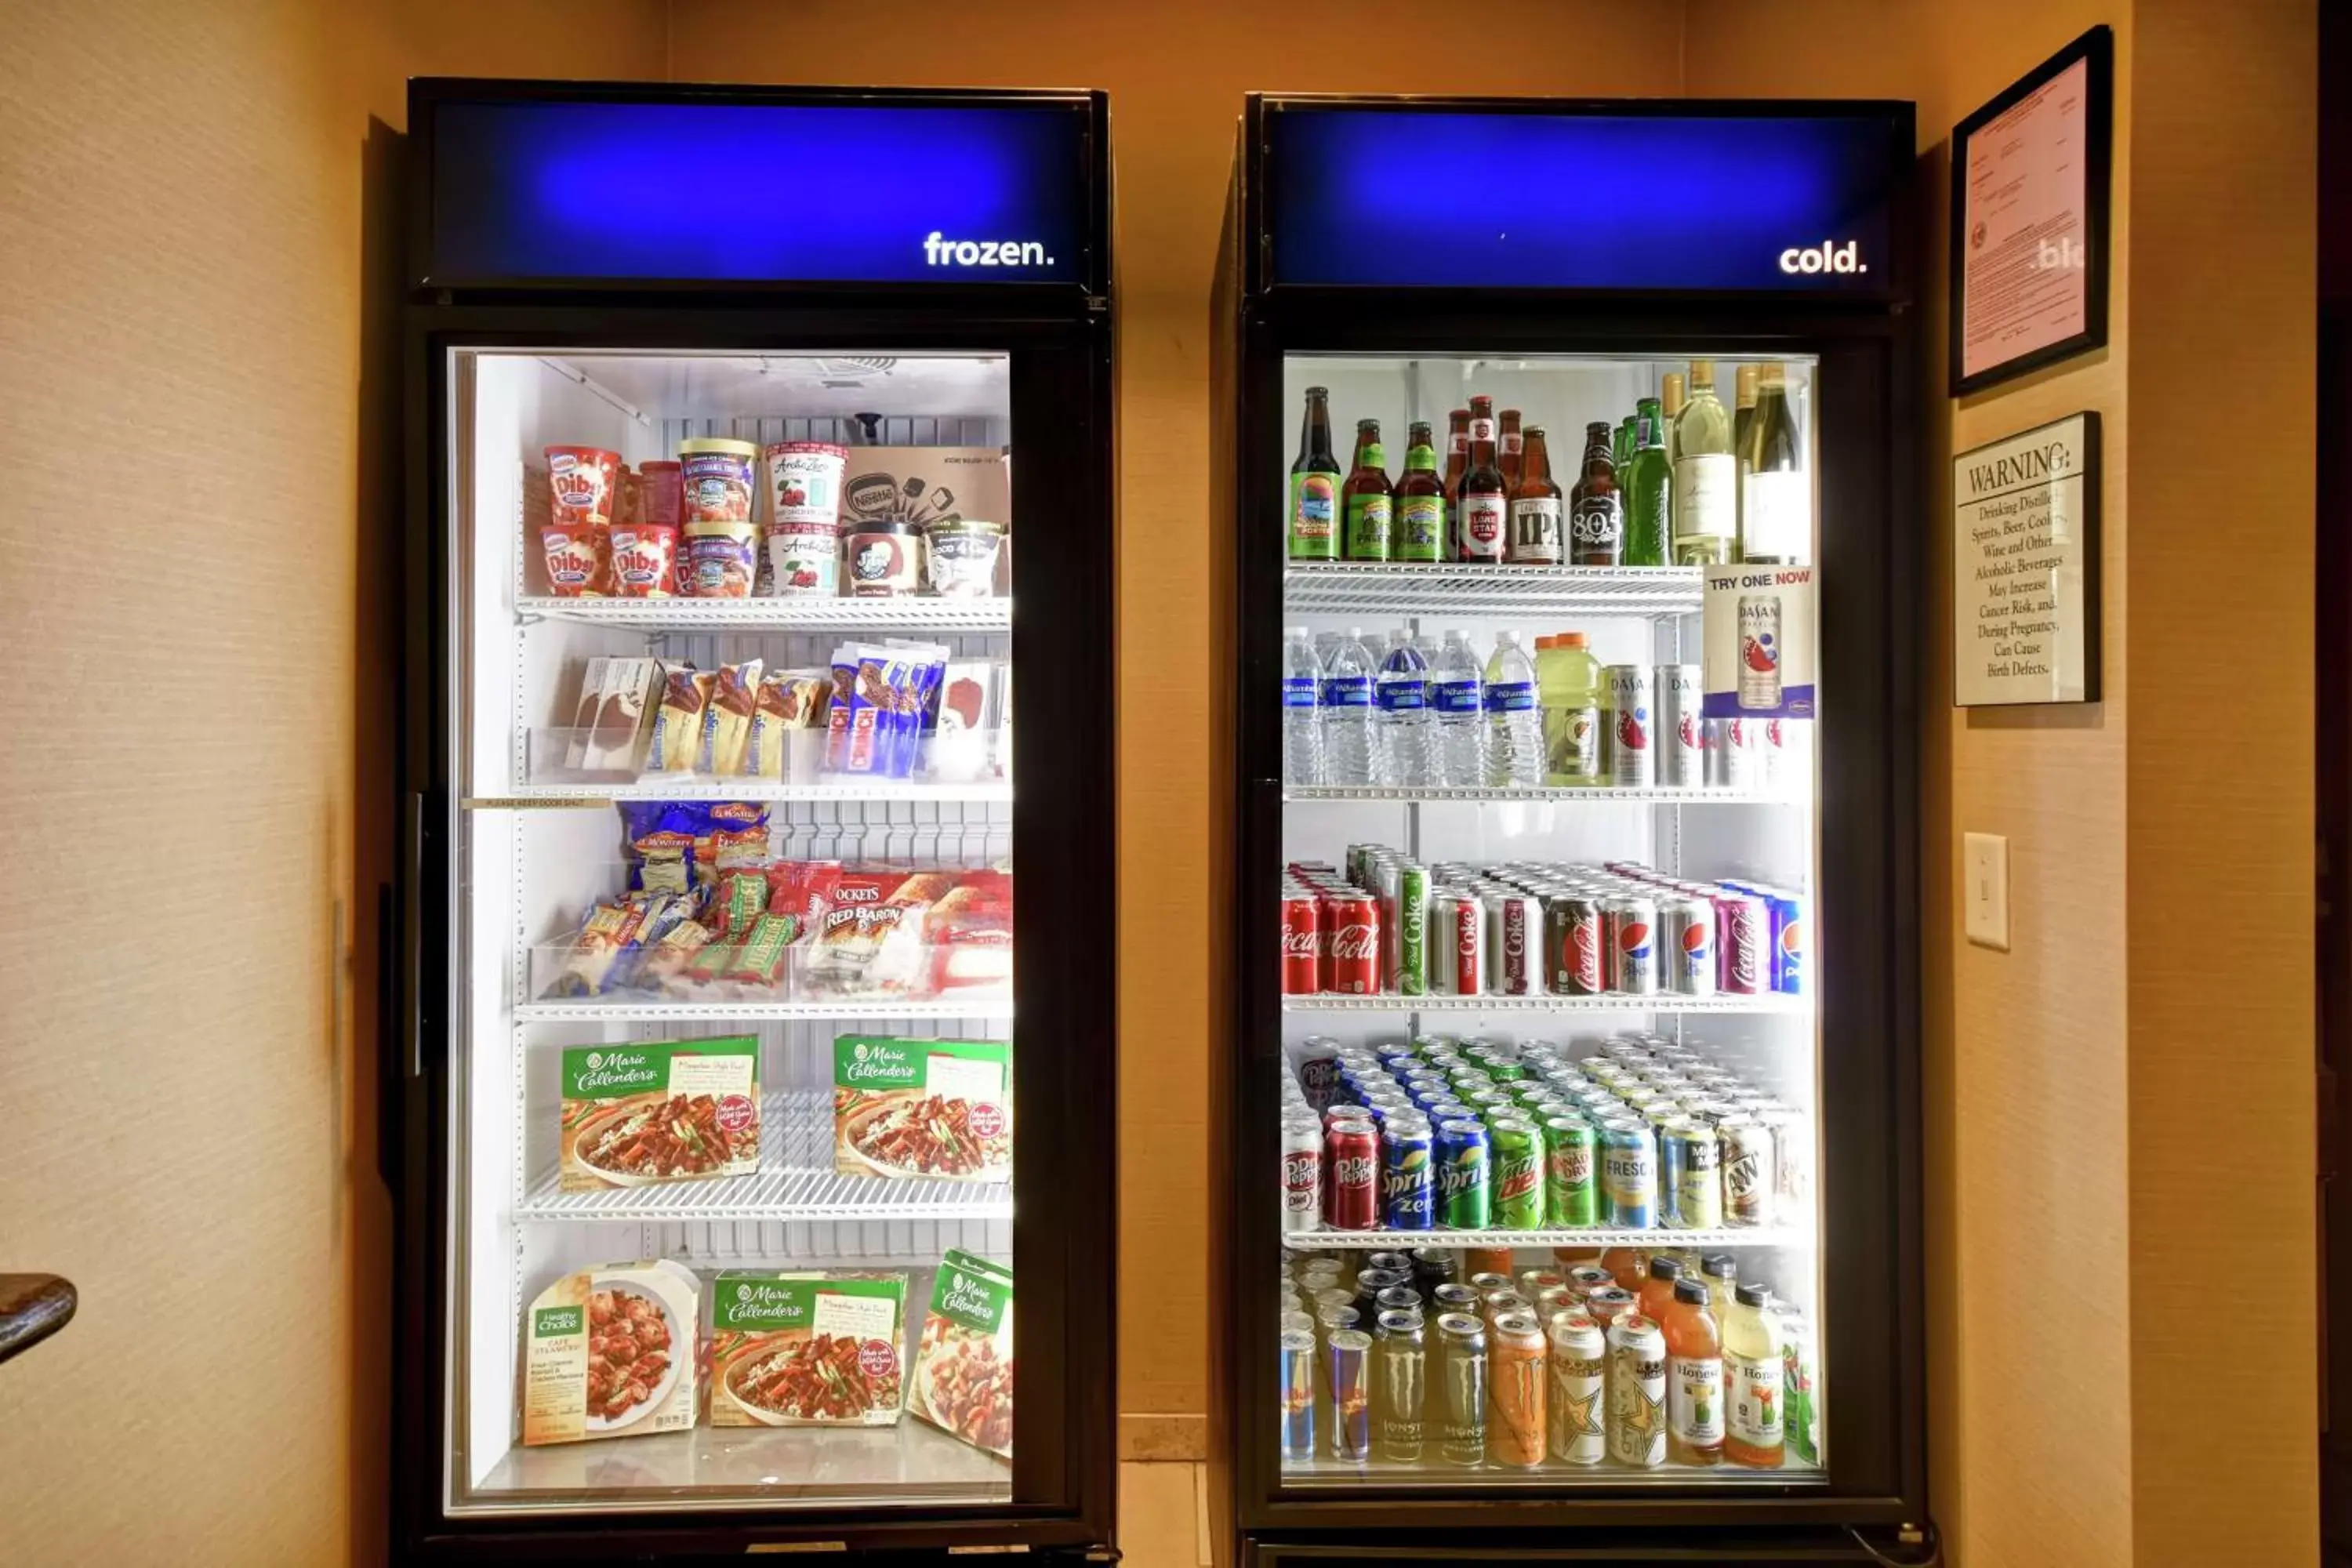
[
  {"x1": 831, "y1": 1034, "x2": 1011, "y2": 1184},
  {"x1": 907, "y1": 1249, "x2": 1014, "y2": 1458},
  {"x1": 707, "y1": 1271, "x2": 909, "y2": 1428},
  {"x1": 561, "y1": 1036, "x2": 760, "y2": 1191}
]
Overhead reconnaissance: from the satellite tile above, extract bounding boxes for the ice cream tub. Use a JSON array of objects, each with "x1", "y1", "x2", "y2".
[
  {"x1": 767, "y1": 523, "x2": 840, "y2": 597},
  {"x1": 679, "y1": 438, "x2": 758, "y2": 523},
  {"x1": 546, "y1": 446, "x2": 622, "y2": 525},
  {"x1": 682, "y1": 518, "x2": 758, "y2": 597},
  {"x1": 637, "y1": 460, "x2": 684, "y2": 527},
  {"x1": 542, "y1": 522, "x2": 610, "y2": 597},
  {"x1": 611, "y1": 523, "x2": 679, "y2": 597},
  {"x1": 924, "y1": 519, "x2": 1005, "y2": 598},
  {"x1": 844, "y1": 520, "x2": 924, "y2": 597},
  {"x1": 765, "y1": 441, "x2": 848, "y2": 527}
]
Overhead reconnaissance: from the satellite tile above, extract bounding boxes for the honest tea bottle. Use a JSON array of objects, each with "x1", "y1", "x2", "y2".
[
  {"x1": 1664, "y1": 1277, "x2": 1725, "y2": 1467},
  {"x1": 1723, "y1": 1283, "x2": 1786, "y2": 1469},
  {"x1": 1537, "y1": 631, "x2": 1603, "y2": 786}
]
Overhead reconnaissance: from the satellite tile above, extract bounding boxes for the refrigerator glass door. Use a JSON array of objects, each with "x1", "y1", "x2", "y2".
[
  {"x1": 1271, "y1": 353, "x2": 1822, "y2": 1490},
  {"x1": 447, "y1": 350, "x2": 1018, "y2": 1514}
]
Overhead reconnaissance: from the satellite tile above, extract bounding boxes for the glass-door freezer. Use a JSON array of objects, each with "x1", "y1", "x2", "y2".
[{"x1": 389, "y1": 81, "x2": 1115, "y2": 1562}]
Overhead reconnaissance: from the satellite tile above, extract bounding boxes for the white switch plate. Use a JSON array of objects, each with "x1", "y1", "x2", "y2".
[{"x1": 1964, "y1": 832, "x2": 2009, "y2": 950}]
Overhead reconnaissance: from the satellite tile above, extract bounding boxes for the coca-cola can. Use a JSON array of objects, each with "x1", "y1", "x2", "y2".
[
  {"x1": 1546, "y1": 894, "x2": 1606, "y2": 996},
  {"x1": 1367, "y1": 857, "x2": 1403, "y2": 990},
  {"x1": 1429, "y1": 891, "x2": 1486, "y2": 996},
  {"x1": 1281, "y1": 890, "x2": 1323, "y2": 995},
  {"x1": 1604, "y1": 895, "x2": 1659, "y2": 995},
  {"x1": 1716, "y1": 891, "x2": 1769, "y2": 994},
  {"x1": 1281, "y1": 1109, "x2": 1324, "y2": 1231},
  {"x1": 1657, "y1": 664, "x2": 1703, "y2": 788},
  {"x1": 1324, "y1": 1116, "x2": 1381, "y2": 1230},
  {"x1": 1704, "y1": 717, "x2": 1758, "y2": 789},
  {"x1": 1606, "y1": 665, "x2": 1655, "y2": 788},
  {"x1": 1323, "y1": 892, "x2": 1381, "y2": 996},
  {"x1": 1396, "y1": 862, "x2": 1431, "y2": 997},
  {"x1": 1661, "y1": 895, "x2": 1717, "y2": 996},
  {"x1": 1484, "y1": 891, "x2": 1541, "y2": 996}
]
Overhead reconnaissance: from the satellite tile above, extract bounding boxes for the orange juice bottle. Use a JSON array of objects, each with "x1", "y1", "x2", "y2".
[
  {"x1": 1664, "y1": 1278, "x2": 1724, "y2": 1466},
  {"x1": 1636, "y1": 1254, "x2": 1683, "y2": 1326}
]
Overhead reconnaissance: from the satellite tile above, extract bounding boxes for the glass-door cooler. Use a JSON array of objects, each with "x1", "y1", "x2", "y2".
[
  {"x1": 389, "y1": 81, "x2": 1115, "y2": 1561},
  {"x1": 1217, "y1": 96, "x2": 1926, "y2": 1565}
]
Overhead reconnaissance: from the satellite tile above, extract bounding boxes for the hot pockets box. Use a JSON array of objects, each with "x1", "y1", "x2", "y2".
[{"x1": 522, "y1": 1260, "x2": 700, "y2": 1446}]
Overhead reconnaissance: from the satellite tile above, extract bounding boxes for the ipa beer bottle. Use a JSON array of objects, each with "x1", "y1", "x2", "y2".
[
  {"x1": 1341, "y1": 419, "x2": 1395, "y2": 561},
  {"x1": 1737, "y1": 363, "x2": 1806, "y2": 564},
  {"x1": 1394, "y1": 421, "x2": 1446, "y2": 564},
  {"x1": 1289, "y1": 387, "x2": 1343, "y2": 561},
  {"x1": 1567, "y1": 421, "x2": 1623, "y2": 567},
  {"x1": 1621, "y1": 397, "x2": 1671, "y2": 567},
  {"x1": 1456, "y1": 397, "x2": 1508, "y2": 562},
  {"x1": 1507, "y1": 426, "x2": 1563, "y2": 564},
  {"x1": 1671, "y1": 360, "x2": 1736, "y2": 564}
]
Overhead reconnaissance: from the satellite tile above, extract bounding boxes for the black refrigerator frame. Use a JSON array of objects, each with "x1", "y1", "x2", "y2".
[
  {"x1": 1215, "y1": 93, "x2": 1926, "y2": 1559},
  {"x1": 387, "y1": 78, "x2": 1117, "y2": 1563}
]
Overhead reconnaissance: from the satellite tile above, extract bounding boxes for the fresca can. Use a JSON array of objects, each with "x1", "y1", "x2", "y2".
[
  {"x1": 1546, "y1": 894, "x2": 1606, "y2": 996},
  {"x1": 1396, "y1": 862, "x2": 1432, "y2": 997},
  {"x1": 1598, "y1": 1118, "x2": 1657, "y2": 1228},
  {"x1": 1487, "y1": 1117, "x2": 1545, "y2": 1229},
  {"x1": 1605, "y1": 664, "x2": 1655, "y2": 787},
  {"x1": 1435, "y1": 1118, "x2": 1493, "y2": 1229},
  {"x1": 1485, "y1": 891, "x2": 1541, "y2": 996},
  {"x1": 1381, "y1": 1116, "x2": 1437, "y2": 1231},
  {"x1": 1661, "y1": 895, "x2": 1718, "y2": 996},
  {"x1": 1325, "y1": 1117, "x2": 1381, "y2": 1230},
  {"x1": 1606, "y1": 895, "x2": 1659, "y2": 996},
  {"x1": 1715, "y1": 891, "x2": 1769, "y2": 995},
  {"x1": 1657, "y1": 663, "x2": 1703, "y2": 787},
  {"x1": 1430, "y1": 891, "x2": 1486, "y2": 996}
]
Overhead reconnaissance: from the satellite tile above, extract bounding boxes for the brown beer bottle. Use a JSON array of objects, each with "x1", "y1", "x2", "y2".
[
  {"x1": 1393, "y1": 420, "x2": 1446, "y2": 564},
  {"x1": 1441, "y1": 408, "x2": 1471, "y2": 550},
  {"x1": 1507, "y1": 426, "x2": 1564, "y2": 564},
  {"x1": 1500, "y1": 408, "x2": 1524, "y2": 489},
  {"x1": 1457, "y1": 397, "x2": 1508, "y2": 563},
  {"x1": 1568, "y1": 420, "x2": 1624, "y2": 566},
  {"x1": 1340, "y1": 419, "x2": 1394, "y2": 561}
]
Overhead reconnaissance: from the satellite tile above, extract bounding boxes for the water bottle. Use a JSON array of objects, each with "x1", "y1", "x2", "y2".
[
  {"x1": 1319, "y1": 627, "x2": 1379, "y2": 786},
  {"x1": 1431, "y1": 631, "x2": 1486, "y2": 787},
  {"x1": 1483, "y1": 630, "x2": 1543, "y2": 787},
  {"x1": 1374, "y1": 629, "x2": 1432, "y2": 786},
  {"x1": 1282, "y1": 626, "x2": 1323, "y2": 785}
]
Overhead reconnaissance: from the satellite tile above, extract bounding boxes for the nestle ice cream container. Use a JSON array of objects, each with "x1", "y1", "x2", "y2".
[
  {"x1": 544, "y1": 446, "x2": 621, "y2": 525},
  {"x1": 540, "y1": 521, "x2": 610, "y2": 597},
  {"x1": 924, "y1": 519, "x2": 1006, "y2": 598},
  {"x1": 678, "y1": 438, "x2": 758, "y2": 523},
  {"x1": 611, "y1": 523, "x2": 680, "y2": 597}
]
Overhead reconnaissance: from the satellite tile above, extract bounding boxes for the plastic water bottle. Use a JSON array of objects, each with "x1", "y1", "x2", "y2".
[
  {"x1": 1319, "y1": 627, "x2": 1379, "y2": 786},
  {"x1": 1374, "y1": 629, "x2": 1432, "y2": 786},
  {"x1": 1282, "y1": 626, "x2": 1323, "y2": 785},
  {"x1": 1431, "y1": 631, "x2": 1486, "y2": 787},
  {"x1": 1483, "y1": 630, "x2": 1543, "y2": 787}
]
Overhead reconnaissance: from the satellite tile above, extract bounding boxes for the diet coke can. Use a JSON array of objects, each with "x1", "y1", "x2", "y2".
[
  {"x1": 1546, "y1": 894, "x2": 1606, "y2": 996},
  {"x1": 1429, "y1": 890, "x2": 1486, "y2": 996},
  {"x1": 1661, "y1": 895, "x2": 1717, "y2": 996},
  {"x1": 1606, "y1": 665, "x2": 1655, "y2": 788},
  {"x1": 1281, "y1": 1108, "x2": 1325, "y2": 1232},
  {"x1": 1281, "y1": 890, "x2": 1323, "y2": 994},
  {"x1": 1716, "y1": 891, "x2": 1769, "y2": 995},
  {"x1": 1323, "y1": 892, "x2": 1381, "y2": 996},
  {"x1": 1657, "y1": 664, "x2": 1703, "y2": 787},
  {"x1": 1485, "y1": 891, "x2": 1542, "y2": 996},
  {"x1": 1605, "y1": 895, "x2": 1658, "y2": 996},
  {"x1": 1324, "y1": 1116, "x2": 1381, "y2": 1230}
]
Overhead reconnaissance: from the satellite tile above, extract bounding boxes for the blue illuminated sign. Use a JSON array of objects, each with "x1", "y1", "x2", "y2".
[
  {"x1": 420, "y1": 92, "x2": 1094, "y2": 288},
  {"x1": 1264, "y1": 104, "x2": 1906, "y2": 293}
]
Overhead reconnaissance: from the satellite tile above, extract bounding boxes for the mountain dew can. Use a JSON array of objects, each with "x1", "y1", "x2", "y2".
[{"x1": 1488, "y1": 1117, "x2": 1544, "y2": 1229}]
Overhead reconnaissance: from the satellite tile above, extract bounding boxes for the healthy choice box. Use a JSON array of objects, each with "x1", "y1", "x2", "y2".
[
  {"x1": 707, "y1": 1271, "x2": 909, "y2": 1428},
  {"x1": 522, "y1": 1260, "x2": 700, "y2": 1447},
  {"x1": 832, "y1": 1034, "x2": 1012, "y2": 1184},
  {"x1": 561, "y1": 1036, "x2": 760, "y2": 1191},
  {"x1": 908, "y1": 1250, "x2": 1014, "y2": 1458}
]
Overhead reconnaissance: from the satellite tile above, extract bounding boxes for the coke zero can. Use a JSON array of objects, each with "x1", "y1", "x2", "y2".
[
  {"x1": 1661, "y1": 895, "x2": 1717, "y2": 996},
  {"x1": 1605, "y1": 895, "x2": 1658, "y2": 995},
  {"x1": 1605, "y1": 665, "x2": 1654, "y2": 788},
  {"x1": 1282, "y1": 890, "x2": 1323, "y2": 994},
  {"x1": 1323, "y1": 892, "x2": 1381, "y2": 996},
  {"x1": 1657, "y1": 664, "x2": 1702, "y2": 787},
  {"x1": 1716, "y1": 891, "x2": 1768, "y2": 994},
  {"x1": 1485, "y1": 891, "x2": 1541, "y2": 996},
  {"x1": 1282, "y1": 1109, "x2": 1325, "y2": 1232},
  {"x1": 1546, "y1": 894, "x2": 1606, "y2": 996},
  {"x1": 1429, "y1": 890, "x2": 1486, "y2": 996},
  {"x1": 1325, "y1": 1116, "x2": 1381, "y2": 1230}
]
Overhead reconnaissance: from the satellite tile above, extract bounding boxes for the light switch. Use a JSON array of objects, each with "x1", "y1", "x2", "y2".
[{"x1": 1964, "y1": 833, "x2": 2009, "y2": 950}]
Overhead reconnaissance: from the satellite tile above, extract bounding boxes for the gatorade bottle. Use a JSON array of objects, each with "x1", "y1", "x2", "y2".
[{"x1": 1540, "y1": 631, "x2": 1604, "y2": 786}]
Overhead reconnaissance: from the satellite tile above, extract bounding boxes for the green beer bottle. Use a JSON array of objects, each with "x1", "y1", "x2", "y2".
[
  {"x1": 1341, "y1": 419, "x2": 1395, "y2": 561},
  {"x1": 1288, "y1": 385, "x2": 1342, "y2": 561},
  {"x1": 1613, "y1": 416, "x2": 1636, "y2": 484},
  {"x1": 1394, "y1": 421, "x2": 1446, "y2": 563},
  {"x1": 1621, "y1": 397, "x2": 1671, "y2": 567}
]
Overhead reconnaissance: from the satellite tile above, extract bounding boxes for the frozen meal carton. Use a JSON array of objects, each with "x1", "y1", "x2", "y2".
[
  {"x1": 522, "y1": 1259, "x2": 699, "y2": 1446},
  {"x1": 908, "y1": 1250, "x2": 1014, "y2": 1458},
  {"x1": 832, "y1": 1034, "x2": 1011, "y2": 1184},
  {"x1": 708, "y1": 1271, "x2": 909, "y2": 1428},
  {"x1": 561, "y1": 1036, "x2": 760, "y2": 1190}
]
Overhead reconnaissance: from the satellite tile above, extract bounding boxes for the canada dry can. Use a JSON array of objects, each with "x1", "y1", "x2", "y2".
[
  {"x1": 1662, "y1": 1117, "x2": 1723, "y2": 1230},
  {"x1": 1661, "y1": 895, "x2": 1718, "y2": 996},
  {"x1": 1488, "y1": 1311, "x2": 1548, "y2": 1467},
  {"x1": 1436, "y1": 1312, "x2": 1490, "y2": 1465},
  {"x1": 1605, "y1": 664, "x2": 1655, "y2": 788},
  {"x1": 1546, "y1": 894, "x2": 1606, "y2": 996},
  {"x1": 1429, "y1": 891, "x2": 1486, "y2": 996},
  {"x1": 1606, "y1": 1313, "x2": 1668, "y2": 1468},
  {"x1": 1484, "y1": 891, "x2": 1541, "y2": 996},
  {"x1": 1396, "y1": 862, "x2": 1432, "y2": 997},
  {"x1": 1657, "y1": 663, "x2": 1704, "y2": 786},
  {"x1": 1719, "y1": 1117, "x2": 1777, "y2": 1227},
  {"x1": 1435, "y1": 1118, "x2": 1492, "y2": 1229},
  {"x1": 1326, "y1": 1328, "x2": 1373, "y2": 1460},
  {"x1": 1606, "y1": 895, "x2": 1660, "y2": 996},
  {"x1": 1278, "y1": 1328, "x2": 1317, "y2": 1459},
  {"x1": 1541, "y1": 1112, "x2": 1598, "y2": 1226},
  {"x1": 1372, "y1": 1310, "x2": 1427, "y2": 1461},
  {"x1": 1599, "y1": 1118, "x2": 1658, "y2": 1229},
  {"x1": 1548, "y1": 1310, "x2": 1609, "y2": 1465},
  {"x1": 1281, "y1": 1109, "x2": 1324, "y2": 1232},
  {"x1": 1488, "y1": 1117, "x2": 1545, "y2": 1229},
  {"x1": 1324, "y1": 1118, "x2": 1380, "y2": 1230},
  {"x1": 1380, "y1": 1117, "x2": 1437, "y2": 1231}
]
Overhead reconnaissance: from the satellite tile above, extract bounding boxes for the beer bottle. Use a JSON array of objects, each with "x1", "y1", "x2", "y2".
[
  {"x1": 1289, "y1": 387, "x2": 1342, "y2": 561},
  {"x1": 1568, "y1": 420, "x2": 1623, "y2": 567},
  {"x1": 1621, "y1": 397, "x2": 1671, "y2": 567},
  {"x1": 1457, "y1": 397, "x2": 1508, "y2": 563},
  {"x1": 1341, "y1": 419, "x2": 1395, "y2": 562},
  {"x1": 1394, "y1": 421, "x2": 1446, "y2": 564},
  {"x1": 1737, "y1": 364, "x2": 1806, "y2": 564},
  {"x1": 1499, "y1": 408, "x2": 1524, "y2": 489},
  {"x1": 1442, "y1": 408, "x2": 1471, "y2": 543},
  {"x1": 1661, "y1": 372, "x2": 1687, "y2": 467},
  {"x1": 1671, "y1": 360, "x2": 1736, "y2": 565},
  {"x1": 1613, "y1": 416, "x2": 1636, "y2": 489},
  {"x1": 1506, "y1": 426, "x2": 1563, "y2": 564}
]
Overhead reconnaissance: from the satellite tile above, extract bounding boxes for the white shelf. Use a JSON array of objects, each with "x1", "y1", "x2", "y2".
[
  {"x1": 468, "y1": 1417, "x2": 1009, "y2": 1510},
  {"x1": 515, "y1": 1090, "x2": 1012, "y2": 1225},
  {"x1": 1283, "y1": 1223, "x2": 1808, "y2": 1250},
  {"x1": 1285, "y1": 563, "x2": 1704, "y2": 618},
  {"x1": 475, "y1": 779, "x2": 1011, "y2": 807},
  {"x1": 1285, "y1": 785, "x2": 1793, "y2": 805},
  {"x1": 516, "y1": 596, "x2": 1011, "y2": 632},
  {"x1": 1281, "y1": 992, "x2": 1807, "y2": 1014},
  {"x1": 515, "y1": 995, "x2": 1014, "y2": 1025}
]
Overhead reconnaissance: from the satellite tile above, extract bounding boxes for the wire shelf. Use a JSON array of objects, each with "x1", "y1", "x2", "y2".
[
  {"x1": 514, "y1": 994, "x2": 1014, "y2": 1025},
  {"x1": 1283, "y1": 1223, "x2": 1809, "y2": 1251},
  {"x1": 1284, "y1": 563, "x2": 1704, "y2": 618},
  {"x1": 476, "y1": 779, "x2": 1012, "y2": 808},
  {"x1": 517, "y1": 596, "x2": 1012, "y2": 632},
  {"x1": 515, "y1": 1089, "x2": 1013, "y2": 1225},
  {"x1": 1284, "y1": 784, "x2": 1794, "y2": 805},
  {"x1": 1280, "y1": 992, "x2": 1808, "y2": 1014}
]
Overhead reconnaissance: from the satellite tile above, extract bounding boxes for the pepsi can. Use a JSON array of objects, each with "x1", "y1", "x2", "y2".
[
  {"x1": 1605, "y1": 895, "x2": 1658, "y2": 996},
  {"x1": 1716, "y1": 891, "x2": 1769, "y2": 995},
  {"x1": 1661, "y1": 895, "x2": 1717, "y2": 996},
  {"x1": 1381, "y1": 1116, "x2": 1437, "y2": 1231},
  {"x1": 1485, "y1": 891, "x2": 1542, "y2": 996},
  {"x1": 1605, "y1": 665, "x2": 1655, "y2": 787},
  {"x1": 1546, "y1": 894, "x2": 1606, "y2": 996},
  {"x1": 1761, "y1": 887, "x2": 1806, "y2": 995},
  {"x1": 1657, "y1": 664, "x2": 1703, "y2": 787}
]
